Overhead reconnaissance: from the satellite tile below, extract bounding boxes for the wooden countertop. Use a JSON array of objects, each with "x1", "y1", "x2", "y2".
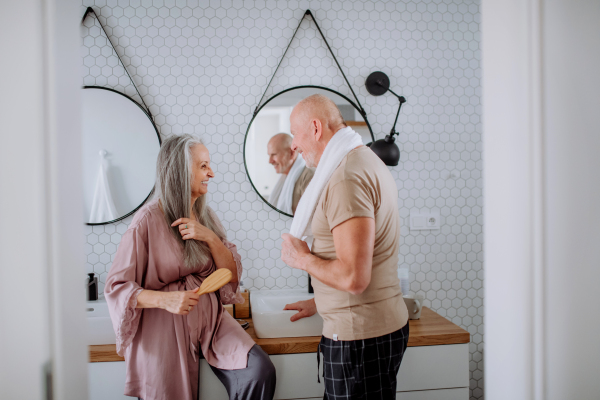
[
  {"x1": 90, "y1": 307, "x2": 469, "y2": 362},
  {"x1": 405, "y1": 307, "x2": 471, "y2": 346}
]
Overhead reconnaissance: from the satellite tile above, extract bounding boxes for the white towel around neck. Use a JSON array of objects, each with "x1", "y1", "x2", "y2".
[{"x1": 289, "y1": 126, "x2": 364, "y2": 240}]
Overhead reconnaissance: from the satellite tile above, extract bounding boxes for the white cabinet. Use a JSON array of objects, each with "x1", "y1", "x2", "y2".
[
  {"x1": 397, "y1": 388, "x2": 469, "y2": 400},
  {"x1": 199, "y1": 344, "x2": 469, "y2": 400},
  {"x1": 285, "y1": 391, "x2": 470, "y2": 400},
  {"x1": 200, "y1": 352, "x2": 324, "y2": 400},
  {"x1": 87, "y1": 344, "x2": 469, "y2": 400},
  {"x1": 88, "y1": 362, "x2": 129, "y2": 400},
  {"x1": 397, "y1": 344, "x2": 469, "y2": 392}
]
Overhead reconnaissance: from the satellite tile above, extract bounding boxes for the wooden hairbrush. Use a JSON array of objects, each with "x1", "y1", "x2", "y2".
[{"x1": 196, "y1": 269, "x2": 233, "y2": 296}]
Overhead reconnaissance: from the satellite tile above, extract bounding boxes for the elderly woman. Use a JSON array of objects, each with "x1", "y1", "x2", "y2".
[{"x1": 105, "y1": 134, "x2": 276, "y2": 400}]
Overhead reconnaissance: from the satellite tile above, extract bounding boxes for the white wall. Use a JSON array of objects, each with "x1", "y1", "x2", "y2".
[
  {"x1": 0, "y1": 0, "x2": 88, "y2": 399},
  {"x1": 544, "y1": 0, "x2": 600, "y2": 398},
  {"x1": 481, "y1": 0, "x2": 537, "y2": 396},
  {"x1": 483, "y1": 0, "x2": 600, "y2": 398},
  {"x1": 0, "y1": 2, "x2": 50, "y2": 399}
]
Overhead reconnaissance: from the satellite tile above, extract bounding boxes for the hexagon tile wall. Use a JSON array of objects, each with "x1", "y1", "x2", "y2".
[{"x1": 81, "y1": 0, "x2": 483, "y2": 398}]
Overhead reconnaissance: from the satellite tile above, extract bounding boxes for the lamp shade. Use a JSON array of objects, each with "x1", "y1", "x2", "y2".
[{"x1": 368, "y1": 135, "x2": 400, "y2": 166}]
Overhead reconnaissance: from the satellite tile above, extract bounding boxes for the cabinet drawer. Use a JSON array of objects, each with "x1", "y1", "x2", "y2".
[
  {"x1": 397, "y1": 387, "x2": 469, "y2": 399},
  {"x1": 298, "y1": 387, "x2": 470, "y2": 400},
  {"x1": 88, "y1": 361, "x2": 129, "y2": 400},
  {"x1": 398, "y1": 344, "x2": 470, "y2": 392}
]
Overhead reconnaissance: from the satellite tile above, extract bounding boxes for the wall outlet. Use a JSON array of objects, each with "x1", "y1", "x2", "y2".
[{"x1": 409, "y1": 213, "x2": 441, "y2": 230}]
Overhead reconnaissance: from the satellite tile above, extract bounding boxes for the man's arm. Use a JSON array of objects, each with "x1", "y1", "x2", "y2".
[{"x1": 281, "y1": 216, "x2": 375, "y2": 295}]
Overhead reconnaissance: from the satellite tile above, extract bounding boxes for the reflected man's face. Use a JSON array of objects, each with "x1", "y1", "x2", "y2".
[{"x1": 267, "y1": 138, "x2": 295, "y2": 174}]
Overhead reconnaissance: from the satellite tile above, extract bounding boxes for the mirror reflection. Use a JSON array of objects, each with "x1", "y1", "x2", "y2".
[
  {"x1": 266, "y1": 133, "x2": 314, "y2": 215},
  {"x1": 82, "y1": 87, "x2": 161, "y2": 224},
  {"x1": 245, "y1": 87, "x2": 372, "y2": 215}
]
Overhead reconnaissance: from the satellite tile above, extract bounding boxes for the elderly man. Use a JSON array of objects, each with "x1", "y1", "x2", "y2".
[
  {"x1": 267, "y1": 133, "x2": 314, "y2": 214},
  {"x1": 281, "y1": 94, "x2": 409, "y2": 399}
]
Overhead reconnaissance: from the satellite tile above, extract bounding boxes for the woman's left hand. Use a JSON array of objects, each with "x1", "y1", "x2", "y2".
[{"x1": 172, "y1": 218, "x2": 217, "y2": 243}]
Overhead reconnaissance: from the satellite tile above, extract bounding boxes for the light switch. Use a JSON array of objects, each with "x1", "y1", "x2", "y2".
[
  {"x1": 410, "y1": 216, "x2": 426, "y2": 228},
  {"x1": 409, "y1": 213, "x2": 441, "y2": 230}
]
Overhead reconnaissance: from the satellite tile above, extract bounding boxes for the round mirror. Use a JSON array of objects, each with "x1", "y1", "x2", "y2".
[
  {"x1": 82, "y1": 86, "x2": 161, "y2": 225},
  {"x1": 243, "y1": 86, "x2": 374, "y2": 217}
]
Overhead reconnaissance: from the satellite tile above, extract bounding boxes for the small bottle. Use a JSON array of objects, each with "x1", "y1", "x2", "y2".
[{"x1": 87, "y1": 273, "x2": 98, "y2": 301}]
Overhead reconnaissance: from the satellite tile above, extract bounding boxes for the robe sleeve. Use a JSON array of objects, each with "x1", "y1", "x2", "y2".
[
  {"x1": 218, "y1": 238, "x2": 244, "y2": 305},
  {"x1": 208, "y1": 207, "x2": 245, "y2": 305},
  {"x1": 104, "y1": 223, "x2": 147, "y2": 356}
]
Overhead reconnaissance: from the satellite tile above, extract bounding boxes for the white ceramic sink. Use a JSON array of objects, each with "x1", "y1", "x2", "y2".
[
  {"x1": 250, "y1": 289, "x2": 323, "y2": 339},
  {"x1": 87, "y1": 298, "x2": 116, "y2": 345}
]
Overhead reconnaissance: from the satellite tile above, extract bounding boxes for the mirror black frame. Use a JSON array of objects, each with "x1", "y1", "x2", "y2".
[
  {"x1": 83, "y1": 86, "x2": 162, "y2": 226},
  {"x1": 243, "y1": 85, "x2": 375, "y2": 217}
]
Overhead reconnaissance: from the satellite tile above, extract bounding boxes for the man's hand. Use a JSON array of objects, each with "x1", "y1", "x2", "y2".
[
  {"x1": 284, "y1": 298, "x2": 317, "y2": 322},
  {"x1": 281, "y1": 233, "x2": 311, "y2": 270}
]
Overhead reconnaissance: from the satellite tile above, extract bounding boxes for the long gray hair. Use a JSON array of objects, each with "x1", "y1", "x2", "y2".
[{"x1": 154, "y1": 134, "x2": 226, "y2": 269}]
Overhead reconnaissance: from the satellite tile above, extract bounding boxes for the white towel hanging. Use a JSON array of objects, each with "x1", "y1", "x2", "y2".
[
  {"x1": 89, "y1": 150, "x2": 118, "y2": 223},
  {"x1": 289, "y1": 126, "x2": 364, "y2": 241}
]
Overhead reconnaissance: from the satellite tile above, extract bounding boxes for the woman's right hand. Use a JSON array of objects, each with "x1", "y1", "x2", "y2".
[{"x1": 160, "y1": 289, "x2": 200, "y2": 315}]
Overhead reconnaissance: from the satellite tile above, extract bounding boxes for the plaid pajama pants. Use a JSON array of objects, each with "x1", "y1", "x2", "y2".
[{"x1": 318, "y1": 322, "x2": 410, "y2": 400}]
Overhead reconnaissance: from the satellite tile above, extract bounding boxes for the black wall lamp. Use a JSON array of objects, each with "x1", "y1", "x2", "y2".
[{"x1": 365, "y1": 71, "x2": 406, "y2": 167}]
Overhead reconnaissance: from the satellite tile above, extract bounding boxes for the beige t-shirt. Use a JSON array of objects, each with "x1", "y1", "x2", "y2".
[{"x1": 310, "y1": 146, "x2": 409, "y2": 340}]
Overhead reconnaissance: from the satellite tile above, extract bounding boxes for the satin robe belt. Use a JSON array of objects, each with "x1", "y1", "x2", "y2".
[{"x1": 167, "y1": 270, "x2": 223, "y2": 362}]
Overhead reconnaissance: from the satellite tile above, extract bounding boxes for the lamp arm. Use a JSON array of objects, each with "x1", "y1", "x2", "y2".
[
  {"x1": 390, "y1": 100, "x2": 405, "y2": 137},
  {"x1": 374, "y1": 80, "x2": 406, "y2": 138},
  {"x1": 386, "y1": 86, "x2": 404, "y2": 101}
]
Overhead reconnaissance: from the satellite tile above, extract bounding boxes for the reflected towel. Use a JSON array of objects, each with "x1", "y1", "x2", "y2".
[
  {"x1": 274, "y1": 154, "x2": 306, "y2": 214},
  {"x1": 289, "y1": 126, "x2": 363, "y2": 240},
  {"x1": 89, "y1": 151, "x2": 118, "y2": 223},
  {"x1": 268, "y1": 174, "x2": 285, "y2": 206}
]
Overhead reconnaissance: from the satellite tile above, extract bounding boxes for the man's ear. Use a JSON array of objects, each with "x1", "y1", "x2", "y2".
[{"x1": 311, "y1": 119, "x2": 323, "y2": 141}]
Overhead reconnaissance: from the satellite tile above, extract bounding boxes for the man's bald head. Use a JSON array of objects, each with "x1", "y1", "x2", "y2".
[
  {"x1": 292, "y1": 94, "x2": 346, "y2": 131},
  {"x1": 268, "y1": 133, "x2": 293, "y2": 152},
  {"x1": 267, "y1": 133, "x2": 296, "y2": 175},
  {"x1": 289, "y1": 94, "x2": 348, "y2": 168}
]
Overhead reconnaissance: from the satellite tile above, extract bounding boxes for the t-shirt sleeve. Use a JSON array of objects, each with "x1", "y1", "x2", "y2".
[{"x1": 323, "y1": 176, "x2": 375, "y2": 232}]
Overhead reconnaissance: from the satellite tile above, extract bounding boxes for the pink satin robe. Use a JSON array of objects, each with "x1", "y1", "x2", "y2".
[{"x1": 104, "y1": 199, "x2": 255, "y2": 400}]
